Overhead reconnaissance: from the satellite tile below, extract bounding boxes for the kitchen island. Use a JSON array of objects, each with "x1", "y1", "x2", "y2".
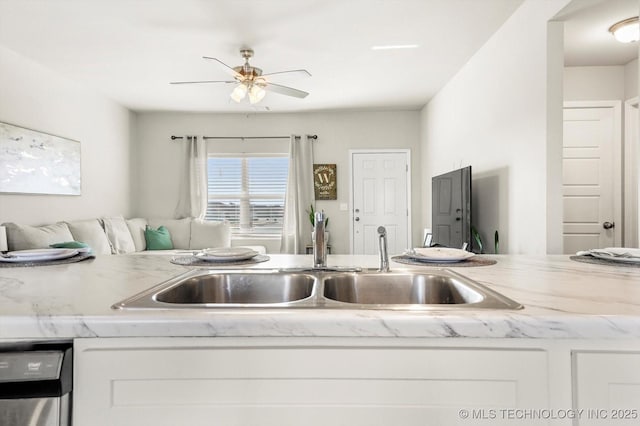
[
  {"x1": 1, "y1": 254, "x2": 639, "y2": 425},
  {"x1": 0, "y1": 254, "x2": 639, "y2": 339}
]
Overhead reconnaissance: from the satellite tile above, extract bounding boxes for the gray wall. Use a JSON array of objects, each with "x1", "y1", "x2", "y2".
[{"x1": 133, "y1": 110, "x2": 421, "y2": 254}]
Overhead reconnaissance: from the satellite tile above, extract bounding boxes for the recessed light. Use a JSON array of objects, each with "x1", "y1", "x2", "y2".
[{"x1": 371, "y1": 44, "x2": 420, "y2": 50}]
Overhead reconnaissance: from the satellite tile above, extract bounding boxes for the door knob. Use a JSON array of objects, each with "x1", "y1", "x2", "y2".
[
  {"x1": 355, "y1": 217, "x2": 360, "y2": 222},
  {"x1": 603, "y1": 221, "x2": 615, "y2": 230}
]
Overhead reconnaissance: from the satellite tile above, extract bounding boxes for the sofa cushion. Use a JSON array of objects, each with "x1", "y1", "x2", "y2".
[
  {"x1": 144, "y1": 225, "x2": 173, "y2": 250},
  {"x1": 147, "y1": 218, "x2": 191, "y2": 249},
  {"x1": 102, "y1": 216, "x2": 136, "y2": 254},
  {"x1": 2, "y1": 222, "x2": 74, "y2": 251},
  {"x1": 126, "y1": 218, "x2": 148, "y2": 252},
  {"x1": 65, "y1": 219, "x2": 111, "y2": 254},
  {"x1": 189, "y1": 220, "x2": 230, "y2": 249}
]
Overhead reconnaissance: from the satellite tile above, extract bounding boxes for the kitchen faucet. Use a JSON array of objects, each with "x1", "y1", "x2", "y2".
[
  {"x1": 378, "y1": 226, "x2": 390, "y2": 272},
  {"x1": 313, "y1": 211, "x2": 327, "y2": 269}
]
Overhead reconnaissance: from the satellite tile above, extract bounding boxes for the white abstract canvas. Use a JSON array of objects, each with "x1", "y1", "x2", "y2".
[{"x1": 0, "y1": 122, "x2": 81, "y2": 195}]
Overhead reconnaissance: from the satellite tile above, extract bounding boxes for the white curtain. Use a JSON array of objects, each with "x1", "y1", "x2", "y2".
[
  {"x1": 280, "y1": 135, "x2": 314, "y2": 254},
  {"x1": 174, "y1": 135, "x2": 208, "y2": 219}
]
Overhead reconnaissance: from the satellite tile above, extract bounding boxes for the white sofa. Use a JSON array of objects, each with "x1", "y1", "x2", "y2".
[{"x1": 1, "y1": 217, "x2": 266, "y2": 255}]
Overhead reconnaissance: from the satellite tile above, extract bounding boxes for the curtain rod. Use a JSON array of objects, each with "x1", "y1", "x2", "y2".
[{"x1": 171, "y1": 135, "x2": 318, "y2": 141}]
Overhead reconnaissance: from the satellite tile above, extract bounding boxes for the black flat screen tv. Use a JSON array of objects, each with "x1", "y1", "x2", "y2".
[{"x1": 431, "y1": 166, "x2": 472, "y2": 250}]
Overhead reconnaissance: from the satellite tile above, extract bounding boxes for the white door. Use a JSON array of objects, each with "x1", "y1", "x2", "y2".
[
  {"x1": 350, "y1": 150, "x2": 410, "y2": 255},
  {"x1": 563, "y1": 104, "x2": 621, "y2": 254}
]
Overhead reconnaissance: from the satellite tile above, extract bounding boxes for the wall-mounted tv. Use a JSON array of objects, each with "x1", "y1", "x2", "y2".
[{"x1": 431, "y1": 166, "x2": 472, "y2": 250}]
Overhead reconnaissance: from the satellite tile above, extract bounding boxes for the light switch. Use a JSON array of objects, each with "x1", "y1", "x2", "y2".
[{"x1": 339, "y1": 203, "x2": 348, "y2": 211}]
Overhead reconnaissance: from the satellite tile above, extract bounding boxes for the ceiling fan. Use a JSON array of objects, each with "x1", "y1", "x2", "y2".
[{"x1": 170, "y1": 48, "x2": 311, "y2": 104}]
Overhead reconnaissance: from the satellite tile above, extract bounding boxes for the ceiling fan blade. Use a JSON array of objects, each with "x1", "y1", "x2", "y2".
[
  {"x1": 261, "y1": 69, "x2": 312, "y2": 78},
  {"x1": 170, "y1": 80, "x2": 236, "y2": 85},
  {"x1": 202, "y1": 56, "x2": 242, "y2": 78},
  {"x1": 264, "y1": 82, "x2": 309, "y2": 99}
]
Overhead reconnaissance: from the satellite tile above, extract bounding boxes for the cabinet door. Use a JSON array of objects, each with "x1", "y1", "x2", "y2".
[
  {"x1": 573, "y1": 351, "x2": 640, "y2": 425},
  {"x1": 75, "y1": 340, "x2": 548, "y2": 426}
]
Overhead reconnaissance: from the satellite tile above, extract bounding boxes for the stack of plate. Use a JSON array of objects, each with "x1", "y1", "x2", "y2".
[
  {"x1": 0, "y1": 248, "x2": 79, "y2": 263},
  {"x1": 403, "y1": 247, "x2": 475, "y2": 263},
  {"x1": 579, "y1": 247, "x2": 640, "y2": 264},
  {"x1": 194, "y1": 247, "x2": 259, "y2": 262}
]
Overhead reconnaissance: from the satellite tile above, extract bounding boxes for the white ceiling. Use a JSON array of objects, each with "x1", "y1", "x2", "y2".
[
  {"x1": 0, "y1": 0, "x2": 525, "y2": 112},
  {"x1": 0, "y1": 0, "x2": 636, "y2": 113},
  {"x1": 559, "y1": 0, "x2": 639, "y2": 67}
]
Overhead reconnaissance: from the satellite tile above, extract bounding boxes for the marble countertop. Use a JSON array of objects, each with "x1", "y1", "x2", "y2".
[{"x1": 1, "y1": 253, "x2": 639, "y2": 340}]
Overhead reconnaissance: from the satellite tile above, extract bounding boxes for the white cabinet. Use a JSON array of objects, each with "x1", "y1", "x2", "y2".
[
  {"x1": 573, "y1": 351, "x2": 640, "y2": 425},
  {"x1": 74, "y1": 338, "x2": 549, "y2": 426}
]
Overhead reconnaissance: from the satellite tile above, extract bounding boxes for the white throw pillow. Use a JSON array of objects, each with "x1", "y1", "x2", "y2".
[
  {"x1": 2, "y1": 222, "x2": 74, "y2": 251},
  {"x1": 65, "y1": 219, "x2": 111, "y2": 254},
  {"x1": 125, "y1": 218, "x2": 148, "y2": 252},
  {"x1": 102, "y1": 216, "x2": 136, "y2": 254},
  {"x1": 147, "y1": 218, "x2": 191, "y2": 249},
  {"x1": 189, "y1": 220, "x2": 231, "y2": 250}
]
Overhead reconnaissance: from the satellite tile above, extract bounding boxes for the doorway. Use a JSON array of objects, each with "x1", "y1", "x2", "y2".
[
  {"x1": 557, "y1": 0, "x2": 639, "y2": 252},
  {"x1": 349, "y1": 150, "x2": 411, "y2": 255}
]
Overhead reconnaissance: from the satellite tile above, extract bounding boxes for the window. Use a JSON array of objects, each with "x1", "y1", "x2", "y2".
[{"x1": 206, "y1": 154, "x2": 289, "y2": 236}]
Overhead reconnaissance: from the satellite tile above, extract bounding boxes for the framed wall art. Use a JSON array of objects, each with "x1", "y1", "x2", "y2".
[
  {"x1": 0, "y1": 122, "x2": 81, "y2": 195},
  {"x1": 313, "y1": 163, "x2": 337, "y2": 200}
]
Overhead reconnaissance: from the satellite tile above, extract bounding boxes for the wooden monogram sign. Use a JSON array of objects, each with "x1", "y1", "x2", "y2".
[{"x1": 313, "y1": 164, "x2": 337, "y2": 200}]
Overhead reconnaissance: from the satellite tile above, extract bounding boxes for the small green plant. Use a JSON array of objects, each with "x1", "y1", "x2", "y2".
[
  {"x1": 471, "y1": 226, "x2": 483, "y2": 254},
  {"x1": 307, "y1": 204, "x2": 329, "y2": 228}
]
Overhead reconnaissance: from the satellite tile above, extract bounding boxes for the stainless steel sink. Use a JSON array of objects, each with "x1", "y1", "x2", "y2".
[
  {"x1": 323, "y1": 271, "x2": 521, "y2": 309},
  {"x1": 112, "y1": 268, "x2": 522, "y2": 310},
  {"x1": 113, "y1": 270, "x2": 317, "y2": 309}
]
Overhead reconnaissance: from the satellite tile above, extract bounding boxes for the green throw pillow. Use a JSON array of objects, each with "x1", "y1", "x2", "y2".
[
  {"x1": 50, "y1": 241, "x2": 93, "y2": 255},
  {"x1": 144, "y1": 225, "x2": 173, "y2": 250}
]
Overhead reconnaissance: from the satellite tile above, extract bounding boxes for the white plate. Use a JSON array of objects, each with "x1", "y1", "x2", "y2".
[
  {"x1": 196, "y1": 247, "x2": 258, "y2": 262},
  {"x1": 589, "y1": 248, "x2": 640, "y2": 264},
  {"x1": 405, "y1": 247, "x2": 475, "y2": 263},
  {"x1": 0, "y1": 248, "x2": 79, "y2": 263},
  {"x1": 603, "y1": 247, "x2": 640, "y2": 257}
]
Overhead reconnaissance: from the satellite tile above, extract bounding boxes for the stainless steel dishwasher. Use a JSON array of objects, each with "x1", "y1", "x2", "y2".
[{"x1": 0, "y1": 342, "x2": 72, "y2": 426}]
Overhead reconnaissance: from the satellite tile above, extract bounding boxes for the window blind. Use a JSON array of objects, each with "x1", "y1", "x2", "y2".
[{"x1": 206, "y1": 155, "x2": 289, "y2": 235}]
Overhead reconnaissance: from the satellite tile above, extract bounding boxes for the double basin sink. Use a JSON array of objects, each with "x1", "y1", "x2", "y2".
[{"x1": 113, "y1": 268, "x2": 522, "y2": 310}]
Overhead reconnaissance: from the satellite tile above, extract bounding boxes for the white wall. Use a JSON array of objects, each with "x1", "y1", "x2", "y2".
[
  {"x1": 564, "y1": 66, "x2": 626, "y2": 101},
  {"x1": 420, "y1": 0, "x2": 571, "y2": 254},
  {"x1": 564, "y1": 60, "x2": 638, "y2": 102},
  {"x1": 0, "y1": 45, "x2": 133, "y2": 225},
  {"x1": 564, "y1": 60, "x2": 639, "y2": 102},
  {"x1": 625, "y1": 59, "x2": 638, "y2": 100},
  {"x1": 133, "y1": 111, "x2": 421, "y2": 254}
]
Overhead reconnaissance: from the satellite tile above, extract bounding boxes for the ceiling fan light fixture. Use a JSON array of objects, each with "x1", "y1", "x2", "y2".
[
  {"x1": 248, "y1": 84, "x2": 266, "y2": 104},
  {"x1": 609, "y1": 17, "x2": 640, "y2": 43},
  {"x1": 174, "y1": 48, "x2": 310, "y2": 105},
  {"x1": 230, "y1": 83, "x2": 247, "y2": 102}
]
